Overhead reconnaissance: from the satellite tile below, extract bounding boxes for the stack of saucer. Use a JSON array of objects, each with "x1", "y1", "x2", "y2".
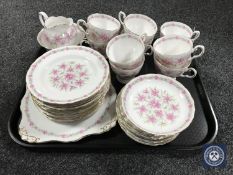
[
  {"x1": 116, "y1": 74, "x2": 195, "y2": 146},
  {"x1": 26, "y1": 46, "x2": 110, "y2": 123}
]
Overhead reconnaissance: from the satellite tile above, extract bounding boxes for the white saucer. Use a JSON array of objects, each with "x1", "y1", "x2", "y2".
[{"x1": 37, "y1": 27, "x2": 85, "y2": 50}]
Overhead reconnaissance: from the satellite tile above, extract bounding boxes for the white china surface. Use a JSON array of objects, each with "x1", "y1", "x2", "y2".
[
  {"x1": 88, "y1": 14, "x2": 120, "y2": 31},
  {"x1": 26, "y1": 46, "x2": 109, "y2": 104},
  {"x1": 19, "y1": 87, "x2": 117, "y2": 143},
  {"x1": 121, "y1": 74, "x2": 195, "y2": 135},
  {"x1": 161, "y1": 22, "x2": 192, "y2": 38},
  {"x1": 154, "y1": 36, "x2": 192, "y2": 55},
  {"x1": 107, "y1": 34, "x2": 144, "y2": 64},
  {"x1": 44, "y1": 16, "x2": 73, "y2": 28},
  {"x1": 124, "y1": 14, "x2": 157, "y2": 36}
]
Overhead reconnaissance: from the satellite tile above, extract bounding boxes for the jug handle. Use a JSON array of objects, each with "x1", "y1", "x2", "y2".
[
  {"x1": 39, "y1": 12, "x2": 48, "y2": 27},
  {"x1": 118, "y1": 11, "x2": 126, "y2": 26}
]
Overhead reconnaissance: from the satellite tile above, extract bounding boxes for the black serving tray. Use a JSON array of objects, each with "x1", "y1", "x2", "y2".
[{"x1": 8, "y1": 47, "x2": 218, "y2": 150}]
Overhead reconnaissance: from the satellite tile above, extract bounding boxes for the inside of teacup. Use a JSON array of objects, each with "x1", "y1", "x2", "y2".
[
  {"x1": 45, "y1": 16, "x2": 73, "y2": 28},
  {"x1": 107, "y1": 35, "x2": 144, "y2": 63},
  {"x1": 154, "y1": 36, "x2": 192, "y2": 55},
  {"x1": 125, "y1": 14, "x2": 157, "y2": 36},
  {"x1": 161, "y1": 22, "x2": 192, "y2": 38},
  {"x1": 88, "y1": 14, "x2": 120, "y2": 31}
]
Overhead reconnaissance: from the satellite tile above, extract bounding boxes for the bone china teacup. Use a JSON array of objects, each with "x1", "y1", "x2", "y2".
[
  {"x1": 106, "y1": 33, "x2": 152, "y2": 70},
  {"x1": 153, "y1": 35, "x2": 205, "y2": 68},
  {"x1": 154, "y1": 59, "x2": 197, "y2": 78},
  {"x1": 118, "y1": 11, "x2": 157, "y2": 45},
  {"x1": 77, "y1": 13, "x2": 121, "y2": 43},
  {"x1": 160, "y1": 21, "x2": 200, "y2": 42},
  {"x1": 37, "y1": 12, "x2": 85, "y2": 49},
  {"x1": 110, "y1": 56, "x2": 145, "y2": 77}
]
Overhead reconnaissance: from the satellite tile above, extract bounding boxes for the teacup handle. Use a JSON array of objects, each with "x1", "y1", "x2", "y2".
[
  {"x1": 118, "y1": 11, "x2": 126, "y2": 26},
  {"x1": 39, "y1": 12, "x2": 48, "y2": 27},
  {"x1": 191, "y1": 30, "x2": 200, "y2": 42},
  {"x1": 77, "y1": 19, "x2": 88, "y2": 35},
  {"x1": 144, "y1": 45, "x2": 154, "y2": 56},
  {"x1": 189, "y1": 45, "x2": 205, "y2": 61},
  {"x1": 80, "y1": 38, "x2": 89, "y2": 46},
  {"x1": 180, "y1": 68, "x2": 197, "y2": 78}
]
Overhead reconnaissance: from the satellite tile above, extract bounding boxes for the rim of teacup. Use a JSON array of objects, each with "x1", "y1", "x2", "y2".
[
  {"x1": 153, "y1": 35, "x2": 193, "y2": 57},
  {"x1": 87, "y1": 13, "x2": 121, "y2": 32},
  {"x1": 124, "y1": 14, "x2": 158, "y2": 37},
  {"x1": 160, "y1": 21, "x2": 193, "y2": 37},
  {"x1": 106, "y1": 33, "x2": 145, "y2": 67}
]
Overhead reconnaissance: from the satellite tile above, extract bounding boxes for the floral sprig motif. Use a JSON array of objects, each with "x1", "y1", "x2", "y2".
[
  {"x1": 49, "y1": 61, "x2": 89, "y2": 91},
  {"x1": 134, "y1": 87, "x2": 180, "y2": 127}
]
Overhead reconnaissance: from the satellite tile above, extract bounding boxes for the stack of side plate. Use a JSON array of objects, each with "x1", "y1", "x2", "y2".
[
  {"x1": 116, "y1": 74, "x2": 195, "y2": 146},
  {"x1": 26, "y1": 46, "x2": 110, "y2": 123}
]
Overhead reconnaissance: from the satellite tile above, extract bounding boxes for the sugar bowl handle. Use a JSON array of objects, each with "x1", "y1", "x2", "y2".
[
  {"x1": 180, "y1": 68, "x2": 197, "y2": 78},
  {"x1": 39, "y1": 12, "x2": 48, "y2": 27},
  {"x1": 118, "y1": 11, "x2": 126, "y2": 26},
  {"x1": 191, "y1": 30, "x2": 200, "y2": 42},
  {"x1": 189, "y1": 45, "x2": 205, "y2": 61},
  {"x1": 77, "y1": 19, "x2": 88, "y2": 35}
]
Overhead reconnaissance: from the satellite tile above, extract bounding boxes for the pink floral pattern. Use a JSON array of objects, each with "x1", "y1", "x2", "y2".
[
  {"x1": 49, "y1": 61, "x2": 89, "y2": 91},
  {"x1": 122, "y1": 75, "x2": 195, "y2": 135},
  {"x1": 27, "y1": 46, "x2": 109, "y2": 103},
  {"x1": 134, "y1": 87, "x2": 180, "y2": 126},
  {"x1": 159, "y1": 57, "x2": 187, "y2": 66}
]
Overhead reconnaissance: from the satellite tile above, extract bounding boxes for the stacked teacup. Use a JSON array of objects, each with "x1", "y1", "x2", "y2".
[
  {"x1": 105, "y1": 11, "x2": 158, "y2": 84},
  {"x1": 106, "y1": 33, "x2": 152, "y2": 84},
  {"x1": 77, "y1": 13, "x2": 121, "y2": 55},
  {"x1": 153, "y1": 22, "x2": 205, "y2": 78}
]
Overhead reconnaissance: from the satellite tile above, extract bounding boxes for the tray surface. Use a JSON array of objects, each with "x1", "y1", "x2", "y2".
[{"x1": 8, "y1": 47, "x2": 218, "y2": 150}]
